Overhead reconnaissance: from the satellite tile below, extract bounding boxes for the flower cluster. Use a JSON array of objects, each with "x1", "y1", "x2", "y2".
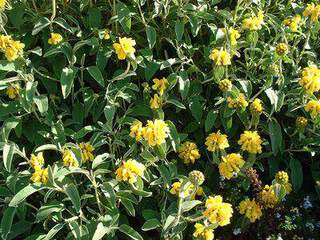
[
  {"x1": 29, "y1": 152, "x2": 48, "y2": 184},
  {"x1": 299, "y1": 65, "x2": 320, "y2": 94},
  {"x1": 209, "y1": 48, "x2": 231, "y2": 66},
  {"x1": 170, "y1": 181, "x2": 203, "y2": 199},
  {"x1": 249, "y1": 98, "x2": 263, "y2": 115},
  {"x1": 115, "y1": 159, "x2": 145, "y2": 184},
  {"x1": 193, "y1": 223, "x2": 214, "y2": 240},
  {"x1": 218, "y1": 153, "x2": 245, "y2": 180},
  {"x1": 113, "y1": 37, "x2": 136, "y2": 60},
  {"x1": 227, "y1": 94, "x2": 248, "y2": 109},
  {"x1": 178, "y1": 141, "x2": 201, "y2": 164},
  {"x1": 258, "y1": 184, "x2": 279, "y2": 208},
  {"x1": 203, "y1": 195, "x2": 233, "y2": 226},
  {"x1": 6, "y1": 84, "x2": 20, "y2": 99},
  {"x1": 242, "y1": 10, "x2": 264, "y2": 31},
  {"x1": 219, "y1": 79, "x2": 232, "y2": 92},
  {"x1": 305, "y1": 100, "x2": 320, "y2": 119},
  {"x1": 239, "y1": 198, "x2": 262, "y2": 223},
  {"x1": 0, "y1": 34, "x2": 24, "y2": 61},
  {"x1": 62, "y1": 149, "x2": 79, "y2": 167},
  {"x1": 48, "y1": 33, "x2": 63, "y2": 45},
  {"x1": 296, "y1": 116, "x2": 308, "y2": 129},
  {"x1": 205, "y1": 131, "x2": 229, "y2": 152},
  {"x1": 130, "y1": 119, "x2": 170, "y2": 147},
  {"x1": 283, "y1": 15, "x2": 302, "y2": 32},
  {"x1": 303, "y1": 3, "x2": 320, "y2": 22},
  {"x1": 238, "y1": 131, "x2": 262, "y2": 154},
  {"x1": 79, "y1": 142, "x2": 94, "y2": 163}
]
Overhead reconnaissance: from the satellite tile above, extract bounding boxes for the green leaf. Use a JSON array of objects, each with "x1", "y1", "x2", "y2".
[
  {"x1": 116, "y1": 2, "x2": 131, "y2": 33},
  {"x1": 175, "y1": 20, "x2": 184, "y2": 41},
  {"x1": 53, "y1": 17, "x2": 73, "y2": 33},
  {"x1": 189, "y1": 97, "x2": 203, "y2": 123},
  {"x1": 92, "y1": 222, "x2": 111, "y2": 240},
  {"x1": 205, "y1": 111, "x2": 217, "y2": 132},
  {"x1": 289, "y1": 158, "x2": 303, "y2": 192},
  {"x1": 1, "y1": 207, "x2": 16, "y2": 240},
  {"x1": 181, "y1": 200, "x2": 202, "y2": 212},
  {"x1": 34, "y1": 144, "x2": 58, "y2": 152},
  {"x1": 44, "y1": 223, "x2": 64, "y2": 240},
  {"x1": 3, "y1": 143, "x2": 14, "y2": 172},
  {"x1": 61, "y1": 67, "x2": 77, "y2": 99},
  {"x1": 65, "y1": 184, "x2": 81, "y2": 212},
  {"x1": 119, "y1": 224, "x2": 143, "y2": 240},
  {"x1": 146, "y1": 25, "x2": 156, "y2": 49},
  {"x1": 87, "y1": 66, "x2": 105, "y2": 87},
  {"x1": 178, "y1": 72, "x2": 190, "y2": 99},
  {"x1": 36, "y1": 203, "x2": 64, "y2": 222},
  {"x1": 32, "y1": 17, "x2": 50, "y2": 35},
  {"x1": 34, "y1": 95, "x2": 48, "y2": 114},
  {"x1": 9, "y1": 184, "x2": 45, "y2": 207},
  {"x1": 142, "y1": 219, "x2": 161, "y2": 231},
  {"x1": 166, "y1": 98, "x2": 186, "y2": 109},
  {"x1": 167, "y1": 120, "x2": 180, "y2": 152},
  {"x1": 0, "y1": 61, "x2": 18, "y2": 72},
  {"x1": 104, "y1": 104, "x2": 116, "y2": 129},
  {"x1": 268, "y1": 118, "x2": 283, "y2": 156}
]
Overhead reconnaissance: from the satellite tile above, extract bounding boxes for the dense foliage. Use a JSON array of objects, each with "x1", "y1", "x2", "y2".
[{"x1": 1, "y1": 0, "x2": 320, "y2": 239}]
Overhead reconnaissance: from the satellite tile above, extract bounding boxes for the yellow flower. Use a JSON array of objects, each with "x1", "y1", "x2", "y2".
[
  {"x1": 0, "y1": 37, "x2": 25, "y2": 62},
  {"x1": 209, "y1": 48, "x2": 231, "y2": 65},
  {"x1": 305, "y1": 100, "x2": 320, "y2": 119},
  {"x1": 283, "y1": 15, "x2": 302, "y2": 32},
  {"x1": 103, "y1": 29, "x2": 110, "y2": 40},
  {"x1": 284, "y1": 182, "x2": 292, "y2": 194},
  {"x1": 229, "y1": 27, "x2": 241, "y2": 46},
  {"x1": 296, "y1": 116, "x2": 308, "y2": 128},
  {"x1": 178, "y1": 141, "x2": 201, "y2": 164},
  {"x1": 227, "y1": 94, "x2": 248, "y2": 109},
  {"x1": 79, "y1": 142, "x2": 94, "y2": 162},
  {"x1": 150, "y1": 94, "x2": 162, "y2": 109},
  {"x1": 170, "y1": 181, "x2": 203, "y2": 199},
  {"x1": 29, "y1": 152, "x2": 45, "y2": 171},
  {"x1": 258, "y1": 185, "x2": 278, "y2": 208},
  {"x1": 303, "y1": 3, "x2": 320, "y2": 22},
  {"x1": 142, "y1": 119, "x2": 170, "y2": 146},
  {"x1": 152, "y1": 77, "x2": 168, "y2": 96},
  {"x1": 189, "y1": 170, "x2": 205, "y2": 186},
  {"x1": 219, "y1": 153, "x2": 245, "y2": 180},
  {"x1": 31, "y1": 168, "x2": 48, "y2": 184},
  {"x1": 299, "y1": 65, "x2": 320, "y2": 94},
  {"x1": 193, "y1": 223, "x2": 214, "y2": 240},
  {"x1": 219, "y1": 79, "x2": 232, "y2": 92},
  {"x1": 48, "y1": 33, "x2": 63, "y2": 45},
  {"x1": 238, "y1": 131, "x2": 262, "y2": 154},
  {"x1": 242, "y1": 10, "x2": 265, "y2": 31},
  {"x1": 0, "y1": 0, "x2": 6, "y2": 11},
  {"x1": 275, "y1": 43, "x2": 288, "y2": 56},
  {"x1": 6, "y1": 84, "x2": 19, "y2": 99},
  {"x1": 203, "y1": 195, "x2": 233, "y2": 226},
  {"x1": 113, "y1": 37, "x2": 136, "y2": 60},
  {"x1": 239, "y1": 198, "x2": 262, "y2": 223},
  {"x1": 63, "y1": 149, "x2": 79, "y2": 167},
  {"x1": 250, "y1": 98, "x2": 263, "y2": 114},
  {"x1": 115, "y1": 159, "x2": 145, "y2": 183},
  {"x1": 205, "y1": 130, "x2": 229, "y2": 152},
  {"x1": 130, "y1": 120, "x2": 144, "y2": 141}
]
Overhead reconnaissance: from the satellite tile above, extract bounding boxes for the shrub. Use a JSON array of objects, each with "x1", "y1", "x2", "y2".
[{"x1": 0, "y1": 0, "x2": 320, "y2": 239}]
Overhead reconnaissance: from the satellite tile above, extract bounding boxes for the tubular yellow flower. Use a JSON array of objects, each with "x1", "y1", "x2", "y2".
[
  {"x1": 115, "y1": 159, "x2": 145, "y2": 184},
  {"x1": 130, "y1": 120, "x2": 144, "y2": 141},
  {"x1": 0, "y1": 0, "x2": 6, "y2": 11},
  {"x1": 239, "y1": 198, "x2": 262, "y2": 223},
  {"x1": 250, "y1": 98, "x2": 263, "y2": 114},
  {"x1": 178, "y1": 141, "x2": 201, "y2": 164},
  {"x1": 205, "y1": 131, "x2": 229, "y2": 152},
  {"x1": 219, "y1": 153, "x2": 245, "y2": 180},
  {"x1": 229, "y1": 27, "x2": 241, "y2": 46},
  {"x1": 275, "y1": 43, "x2": 288, "y2": 56},
  {"x1": 227, "y1": 94, "x2": 248, "y2": 109},
  {"x1": 63, "y1": 149, "x2": 79, "y2": 167},
  {"x1": 283, "y1": 15, "x2": 302, "y2": 32},
  {"x1": 103, "y1": 29, "x2": 110, "y2": 40},
  {"x1": 275, "y1": 171, "x2": 289, "y2": 184},
  {"x1": 203, "y1": 195, "x2": 233, "y2": 226},
  {"x1": 6, "y1": 84, "x2": 19, "y2": 99},
  {"x1": 258, "y1": 185, "x2": 278, "y2": 208},
  {"x1": 0, "y1": 35, "x2": 24, "y2": 62},
  {"x1": 209, "y1": 48, "x2": 231, "y2": 65},
  {"x1": 152, "y1": 77, "x2": 168, "y2": 96},
  {"x1": 142, "y1": 119, "x2": 169, "y2": 146},
  {"x1": 79, "y1": 142, "x2": 94, "y2": 162},
  {"x1": 305, "y1": 100, "x2": 320, "y2": 119},
  {"x1": 303, "y1": 3, "x2": 320, "y2": 22},
  {"x1": 48, "y1": 33, "x2": 63, "y2": 45},
  {"x1": 296, "y1": 116, "x2": 308, "y2": 128},
  {"x1": 219, "y1": 79, "x2": 232, "y2": 92},
  {"x1": 29, "y1": 152, "x2": 45, "y2": 171},
  {"x1": 150, "y1": 94, "x2": 162, "y2": 109},
  {"x1": 242, "y1": 10, "x2": 264, "y2": 31},
  {"x1": 299, "y1": 65, "x2": 320, "y2": 94},
  {"x1": 238, "y1": 131, "x2": 262, "y2": 154},
  {"x1": 113, "y1": 37, "x2": 136, "y2": 60},
  {"x1": 193, "y1": 223, "x2": 214, "y2": 240},
  {"x1": 31, "y1": 168, "x2": 48, "y2": 184}
]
